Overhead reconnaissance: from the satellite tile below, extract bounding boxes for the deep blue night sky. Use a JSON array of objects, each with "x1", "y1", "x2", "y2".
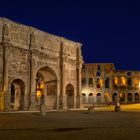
[{"x1": 1, "y1": 0, "x2": 140, "y2": 70}]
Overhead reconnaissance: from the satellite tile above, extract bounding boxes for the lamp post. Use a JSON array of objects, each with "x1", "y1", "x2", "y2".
[
  {"x1": 115, "y1": 96, "x2": 121, "y2": 112},
  {"x1": 115, "y1": 92, "x2": 121, "y2": 112},
  {"x1": 36, "y1": 80, "x2": 46, "y2": 116}
]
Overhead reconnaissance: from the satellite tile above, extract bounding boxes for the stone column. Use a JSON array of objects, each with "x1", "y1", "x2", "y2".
[
  {"x1": 61, "y1": 64, "x2": 67, "y2": 109},
  {"x1": 3, "y1": 47, "x2": 10, "y2": 111},
  {"x1": 77, "y1": 67, "x2": 81, "y2": 108},
  {"x1": 24, "y1": 87, "x2": 29, "y2": 110},
  {"x1": 125, "y1": 92, "x2": 127, "y2": 103},
  {"x1": 132, "y1": 93, "x2": 135, "y2": 102},
  {"x1": 56, "y1": 80, "x2": 60, "y2": 110},
  {"x1": 76, "y1": 43, "x2": 83, "y2": 108},
  {"x1": 29, "y1": 59, "x2": 36, "y2": 110},
  {"x1": 62, "y1": 95, "x2": 67, "y2": 109},
  {"x1": 74, "y1": 95, "x2": 76, "y2": 108}
]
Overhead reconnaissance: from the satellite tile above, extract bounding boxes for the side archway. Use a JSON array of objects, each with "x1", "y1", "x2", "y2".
[
  {"x1": 66, "y1": 84, "x2": 74, "y2": 108},
  {"x1": 10, "y1": 79, "x2": 25, "y2": 110}
]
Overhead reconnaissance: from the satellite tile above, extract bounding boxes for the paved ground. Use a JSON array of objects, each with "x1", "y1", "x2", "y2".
[{"x1": 0, "y1": 110, "x2": 140, "y2": 140}]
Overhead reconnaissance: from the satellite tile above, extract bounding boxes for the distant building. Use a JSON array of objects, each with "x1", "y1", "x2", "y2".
[{"x1": 81, "y1": 63, "x2": 140, "y2": 107}]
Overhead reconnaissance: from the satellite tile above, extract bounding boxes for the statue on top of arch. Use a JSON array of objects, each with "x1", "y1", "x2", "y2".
[
  {"x1": 3, "y1": 24, "x2": 10, "y2": 42},
  {"x1": 30, "y1": 32, "x2": 36, "y2": 47}
]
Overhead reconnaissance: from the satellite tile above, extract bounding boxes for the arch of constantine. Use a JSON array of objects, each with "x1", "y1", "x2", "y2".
[{"x1": 0, "y1": 18, "x2": 83, "y2": 111}]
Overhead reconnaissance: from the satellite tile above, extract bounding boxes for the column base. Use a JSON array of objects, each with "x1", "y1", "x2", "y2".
[
  {"x1": 3, "y1": 91, "x2": 10, "y2": 111},
  {"x1": 29, "y1": 93, "x2": 36, "y2": 110},
  {"x1": 3, "y1": 105, "x2": 10, "y2": 111},
  {"x1": 40, "y1": 104, "x2": 46, "y2": 116},
  {"x1": 115, "y1": 105, "x2": 121, "y2": 112},
  {"x1": 29, "y1": 105, "x2": 37, "y2": 111},
  {"x1": 23, "y1": 106, "x2": 30, "y2": 111}
]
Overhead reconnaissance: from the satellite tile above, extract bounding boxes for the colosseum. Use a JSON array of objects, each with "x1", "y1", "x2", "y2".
[{"x1": 81, "y1": 63, "x2": 140, "y2": 107}]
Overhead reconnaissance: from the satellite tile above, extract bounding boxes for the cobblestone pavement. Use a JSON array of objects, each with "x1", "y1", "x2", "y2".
[{"x1": 0, "y1": 111, "x2": 140, "y2": 140}]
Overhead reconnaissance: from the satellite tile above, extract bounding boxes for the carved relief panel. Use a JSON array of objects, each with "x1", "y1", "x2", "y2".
[
  {"x1": 9, "y1": 61, "x2": 28, "y2": 76},
  {"x1": 8, "y1": 47, "x2": 29, "y2": 77}
]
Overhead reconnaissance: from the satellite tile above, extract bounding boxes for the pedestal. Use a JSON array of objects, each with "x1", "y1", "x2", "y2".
[{"x1": 40, "y1": 104, "x2": 46, "y2": 116}]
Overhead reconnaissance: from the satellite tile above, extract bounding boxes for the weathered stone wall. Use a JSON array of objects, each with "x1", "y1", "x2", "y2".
[
  {"x1": 0, "y1": 17, "x2": 83, "y2": 110},
  {"x1": 0, "y1": 19, "x2": 3, "y2": 91},
  {"x1": 0, "y1": 18, "x2": 2, "y2": 42},
  {"x1": 62, "y1": 38, "x2": 81, "y2": 94},
  {"x1": 31, "y1": 27, "x2": 60, "y2": 56},
  {"x1": 8, "y1": 46, "x2": 30, "y2": 92},
  {"x1": 0, "y1": 44, "x2": 3, "y2": 91}
]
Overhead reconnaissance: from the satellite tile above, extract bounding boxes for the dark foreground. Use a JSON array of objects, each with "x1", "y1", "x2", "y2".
[{"x1": 0, "y1": 111, "x2": 140, "y2": 140}]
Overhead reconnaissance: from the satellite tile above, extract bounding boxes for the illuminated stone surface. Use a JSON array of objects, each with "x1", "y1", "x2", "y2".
[
  {"x1": 81, "y1": 63, "x2": 140, "y2": 107},
  {"x1": 0, "y1": 18, "x2": 83, "y2": 111}
]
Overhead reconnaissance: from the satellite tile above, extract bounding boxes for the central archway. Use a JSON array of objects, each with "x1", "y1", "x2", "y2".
[
  {"x1": 10, "y1": 79, "x2": 25, "y2": 110},
  {"x1": 36, "y1": 66, "x2": 57, "y2": 109},
  {"x1": 66, "y1": 84, "x2": 74, "y2": 108}
]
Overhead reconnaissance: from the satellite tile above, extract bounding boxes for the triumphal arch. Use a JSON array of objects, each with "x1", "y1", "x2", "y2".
[{"x1": 0, "y1": 18, "x2": 83, "y2": 111}]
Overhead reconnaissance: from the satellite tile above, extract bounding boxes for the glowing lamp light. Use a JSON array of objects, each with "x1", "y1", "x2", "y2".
[
  {"x1": 40, "y1": 81, "x2": 45, "y2": 89},
  {"x1": 114, "y1": 77, "x2": 118, "y2": 85},
  {"x1": 119, "y1": 93, "x2": 123, "y2": 98},
  {"x1": 104, "y1": 92, "x2": 109, "y2": 97},
  {"x1": 36, "y1": 90, "x2": 41, "y2": 98},
  {"x1": 36, "y1": 80, "x2": 45, "y2": 98}
]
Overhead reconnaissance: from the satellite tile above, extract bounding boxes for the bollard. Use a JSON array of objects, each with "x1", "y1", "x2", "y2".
[
  {"x1": 40, "y1": 104, "x2": 46, "y2": 116},
  {"x1": 87, "y1": 106, "x2": 94, "y2": 114},
  {"x1": 115, "y1": 102, "x2": 121, "y2": 112}
]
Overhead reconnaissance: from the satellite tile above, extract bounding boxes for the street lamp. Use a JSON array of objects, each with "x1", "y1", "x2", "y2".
[
  {"x1": 115, "y1": 92, "x2": 121, "y2": 112},
  {"x1": 36, "y1": 80, "x2": 46, "y2": 116},
  {"x1": 112, "y1": 76, "x2": 121, "y2": 112}
]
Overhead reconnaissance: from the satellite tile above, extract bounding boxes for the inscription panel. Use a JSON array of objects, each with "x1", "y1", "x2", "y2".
[
  {"x1": 32, "y1": 29, "x2": 60, "y2": 57},
  {"x1": 9, "y1": 23, "x2": 30, "y2": 47},
  {"x1": 2, "y1": 18, "x2": 30, "y2": 49},
  {"x1": 8, "y1": 47, "x2": 29, "y2": 77}
]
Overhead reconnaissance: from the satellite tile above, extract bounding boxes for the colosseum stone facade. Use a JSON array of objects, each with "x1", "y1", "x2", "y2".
[{"x1": 81, "y1": 63, "x2": 140, "y2": 107}]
